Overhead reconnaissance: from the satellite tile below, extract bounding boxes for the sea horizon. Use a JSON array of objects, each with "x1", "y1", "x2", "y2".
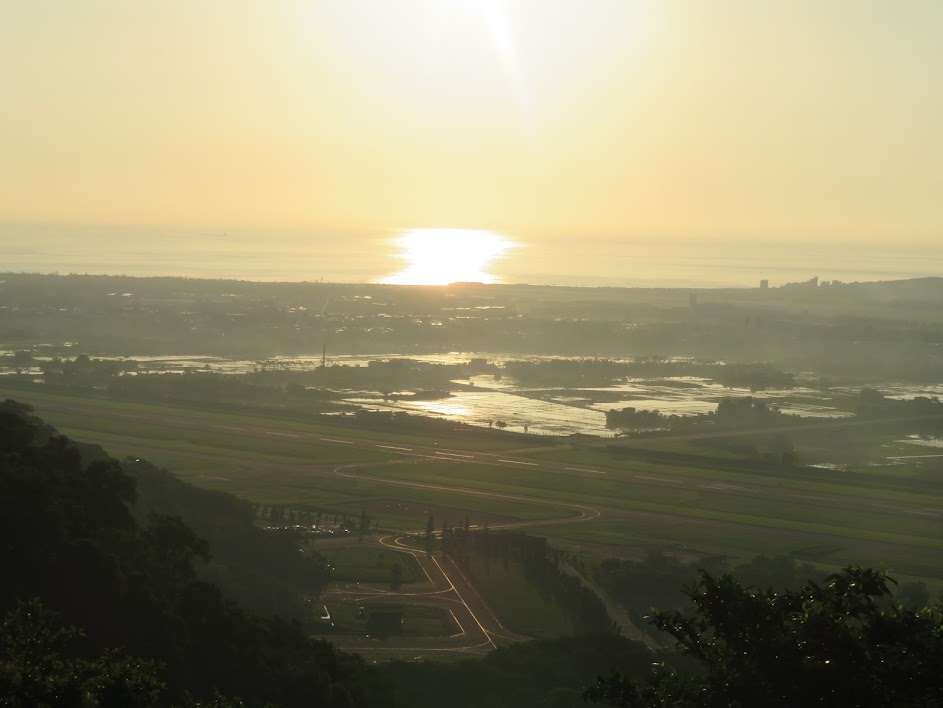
[{"x1": 1, "y1": 221, "x2": 939, "y2": 290}]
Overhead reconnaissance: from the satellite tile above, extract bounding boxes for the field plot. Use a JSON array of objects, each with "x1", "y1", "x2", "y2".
[
  {"x1": 360, "y1": 462, "x2": 942, "y2": 541},
  {"x1": 319, "y1": 546, "x2": 423, "y2": 584},
  {"x1": 321, "y1": 601, "x2": 456, "y2": 638},
  {"x1": 529, "y1": 442, "x2": 943, "y2": 500},
  {"x1": 354, "y1": 461, "x2": 943, "y2": 583},
  {"x1": 309, "y1": 538, "x2": 512, "y2": 659},
  {"x1": 0, "y1": 382, "x2": 531, "y2": 450},
  {"x1": 325, "y1": 497, "x2": 529, "y2": 530},
  {"x1": 457, "y1": 554, "x2": 574, "y2": 640},
  {"x1": 5, "y1": 383, "x2": 940, "y2": 590}
]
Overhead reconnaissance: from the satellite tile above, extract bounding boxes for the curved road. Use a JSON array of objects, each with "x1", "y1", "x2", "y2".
[
  {"x1": 317, "y1": 534, "x2": 528, "y2": 659},
  {"x1": 319, "y1": 458, "x2": 603, "y2": 660}
]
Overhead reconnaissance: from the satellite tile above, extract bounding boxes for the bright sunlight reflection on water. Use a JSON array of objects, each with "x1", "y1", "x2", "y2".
[{"x1": 380, "y1": 228, "x2": 515, "y2": 285}]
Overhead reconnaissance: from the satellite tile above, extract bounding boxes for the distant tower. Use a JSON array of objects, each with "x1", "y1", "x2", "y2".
[
  {"x1": 689, "y1": 292, "x2": 698, "y2": 308},
  {"x1": 760, "y1": 279, "x2": 769, "y2": 289},
  {"x1": 321, "y1": 343, "x2": 326, "y2": 368}
]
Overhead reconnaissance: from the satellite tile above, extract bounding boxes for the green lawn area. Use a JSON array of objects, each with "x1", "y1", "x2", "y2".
[
  {"x1": 56, "y1": 418, "x2": 387, "y2": 466},
  {"x1": 531, "y1": 515, "x2": 943, "y2": 583},
  {"x1": 23, "y1": 412, "x2": 572, "y2": 528},
  {"x1": 356, "y1": 462, "x2": 943, "y2": 584},
  {"x1": 318, "y1": 546, "x2": 423, "y2": 584},
  {"x1": 459, "y1": 552, "x2": 574, "y2": 640},
  {"x1": 5, "y1": 382, "x2": 940, "y2": 586},
  {"x1": 528, "y1": 444, "x2": 943, "y2": 503},
  {"x1": 361, "y1": 462, "x2": 943, "y2": 550},
  {"x1": 0, "y1": 382, "x2": 534, "y2": 451},
  {"x1": 318, "y1": 602, "x2": 455, "y2": 637}
]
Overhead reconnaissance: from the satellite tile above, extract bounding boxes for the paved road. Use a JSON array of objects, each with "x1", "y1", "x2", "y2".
[{"x1": 316, "y1": 536, "x2": 515, "y2": 660}]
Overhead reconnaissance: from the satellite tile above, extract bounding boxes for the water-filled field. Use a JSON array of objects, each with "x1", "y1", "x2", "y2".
[{"x1": 4, "y1": 350, "x2": 914, "y2": 438}]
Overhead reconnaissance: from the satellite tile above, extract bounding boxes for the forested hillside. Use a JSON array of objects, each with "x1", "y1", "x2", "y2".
[
  {"x1": 121, "y1": 456, "x2": 330, "y2": 621},
  {"x1": 0, "y1": 399, "x2": 401, "y2": 706}
]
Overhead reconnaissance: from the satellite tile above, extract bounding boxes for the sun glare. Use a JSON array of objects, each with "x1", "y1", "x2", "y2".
[{"x1": 381, "y1": 228, "x2": 515, "y2": 285}]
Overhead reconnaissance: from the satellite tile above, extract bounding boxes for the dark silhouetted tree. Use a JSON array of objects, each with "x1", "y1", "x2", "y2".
[
  {"x1": 587, "y1": 567, "x2": 943, "y2": 707},
  {"x1": 390, "y1": 564, "x2": 403, "y2": 592},
  {"x1": 0, "y1": 599, "x2": 165, "y2": 707}
]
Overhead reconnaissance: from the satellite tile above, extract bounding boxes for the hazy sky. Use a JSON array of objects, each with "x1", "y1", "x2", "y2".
[{"x1": 2, "y1": 1, "x2": 941, "y2": 244}]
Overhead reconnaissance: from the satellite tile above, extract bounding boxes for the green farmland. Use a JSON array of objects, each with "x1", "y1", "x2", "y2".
[
  {"x1": 5, "y1": 384, "x2": 941, "y2": 591},
  {"x1": 319, "y1": 546, "x2": 424, "y2": 584}
]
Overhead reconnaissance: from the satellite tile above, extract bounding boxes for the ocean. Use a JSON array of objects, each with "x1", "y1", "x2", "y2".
[{"x1": 0, "y1": 222, "x2": 939, "y2": 289}]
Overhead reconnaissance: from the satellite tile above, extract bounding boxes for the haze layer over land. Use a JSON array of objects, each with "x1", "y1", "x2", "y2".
[
  {"x1": 3, "y1": 3, "x2": 943, "y2": 706},
  {"x1": 2, "y1": 224, "x2": 941, "y2": 288},
  {"x1": 2, "y1": 1, "x2": 941, "y2": 285}
]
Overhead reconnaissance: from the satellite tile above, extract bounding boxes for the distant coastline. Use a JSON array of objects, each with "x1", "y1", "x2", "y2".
[
  {"x1": 1, "y1": 222, "x2": 940, "y2": 289},
  {"x1": 2, "y1": 270, "x2": 941, "y2": 296}
]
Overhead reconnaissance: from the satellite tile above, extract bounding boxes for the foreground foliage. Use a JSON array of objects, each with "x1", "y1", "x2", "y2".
[
  {"x1": 0, "y1": 399, "x2": 401, "y2": 706},
  {"x1": 587, "y1": 567, "x2": 943, "y2": 707},
  {"x1": 382, "y1": 635, "x2": 671, "y2": 708},
  {"x1": 0, "y1": 599, "x2": 164, "y2": 707}
]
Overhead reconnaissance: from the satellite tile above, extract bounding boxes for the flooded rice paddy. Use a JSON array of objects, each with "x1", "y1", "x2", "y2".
[{"x1": 4, "y1": 350, "x2": 920, "y2": 439}]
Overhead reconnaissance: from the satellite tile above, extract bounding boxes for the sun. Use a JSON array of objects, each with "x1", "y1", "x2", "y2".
[{"x1": 380, "y1": 228, "x2": 515, "y2": 285}]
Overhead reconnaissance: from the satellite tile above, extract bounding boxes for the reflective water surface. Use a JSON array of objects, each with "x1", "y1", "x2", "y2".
[
  {"x1": 6, "y1": 350, "x2": 934, "y2": 438},
  {"x1": 380, "y1": 229, "x2": 516, "y2": 285}
]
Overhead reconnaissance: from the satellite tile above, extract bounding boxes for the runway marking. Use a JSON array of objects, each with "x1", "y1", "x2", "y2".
[
  {"x1": 698, "y1": 483, "x2": 747, "y2": 491},
  {"x1": 449, "y1": 609, "x2": 466, "y2": 637},
  {"x1": 447, "y1": 556, "x2": 526, "y2": 641},
  {"x1": 345, "y1": 641, "x2": 494, "y2": 655},
  {"x1": 635, "y1": 474, "x2": 681, "y2": 483},
  {"x1": 435, "y1": 451, "x2": 474, "y2": 459},
  {"x1": 214, "y1": 425, "x2": 246, "y2": 431},
  {"x1": 874, "y1": 504, "x2": 939, "y2": 517},
  {"x1": 320, "y1": 437, "x2": 353, "y2": 444},
  {"x1": 565, "y1": 467, "x2": 606, "y2": 475},
  {"x1": 266, "y1": 431, "x2": 300, "y2": 438},
  {"x1": 427, "y1": 552, "x2": 495, "y2": 649},
  {"x1": 380, "y1": 536, "x2": 435, "y2": 585},
  {"x1": 377, "y1": 445, "x2": 412, "y2": 452},
  {"x1": 788, "y1": 494, "x2": 828, "y2": 502},
  {"x1": 498, "y1": 459, "x2": 538, "y2": 466}
]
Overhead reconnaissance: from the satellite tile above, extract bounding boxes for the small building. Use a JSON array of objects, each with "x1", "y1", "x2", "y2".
[{"x1": 366, "y1": 606, "x2": 404, "y2": 639}]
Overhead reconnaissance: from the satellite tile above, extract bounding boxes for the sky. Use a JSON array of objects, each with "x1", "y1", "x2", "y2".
[{"x1": 1, "y1": 0, "x2": 942, "y2": 248}]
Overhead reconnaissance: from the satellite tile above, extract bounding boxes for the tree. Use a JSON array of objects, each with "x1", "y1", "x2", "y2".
[
  {"x1": 0, "y1": 400, "x2": 406, "y2": 707},
  {"x1": 425, "y1": 514, "x2": 434, "y2": 542},
  {"x1": 898, "y1": 581, "x2": 931, "y2": 610},
  {"x1": 440, "y1": 520, "x2": 449, "y2": 558},
  {"x1": 390, "y1": 564, "x2": 403, "y2": 592},
  {"x1": 586, "y1": 567, "x2": 943, "y2": 707},
  {"x1": 0, "y1": 599, "x2": 165, "y2": 707}
]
